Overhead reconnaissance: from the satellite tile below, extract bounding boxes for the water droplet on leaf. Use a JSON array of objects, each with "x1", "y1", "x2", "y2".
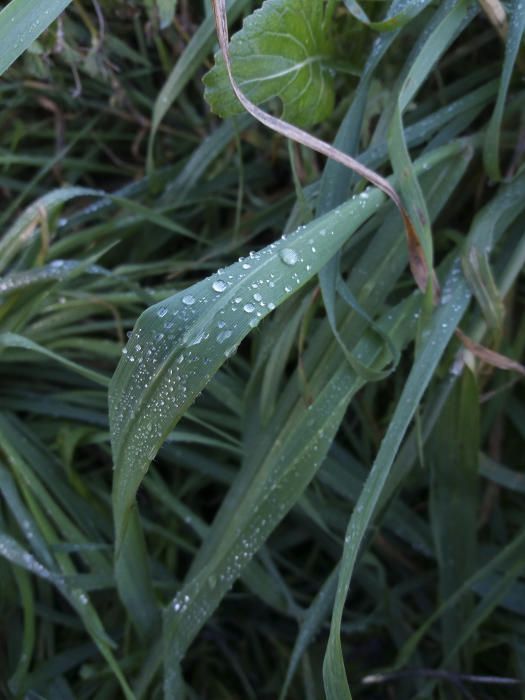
[
  {"x1": 212, "y1": 280, "x2": 227, "y2": 293},
  {"x1": 280, "y1": 248, "x2": 299, "y2": 266}
]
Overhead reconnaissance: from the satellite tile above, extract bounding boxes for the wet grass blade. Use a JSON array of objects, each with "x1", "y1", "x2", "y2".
[
  {"x1": 162, "y1": 293, "x2": 421, "y2": 698},
  {"x1": 0, "y1": 0, "x2": 72, "y2": 76},
  {"x1": 387, "y1": 0, "x2": 474, "y2": 293},
  {"x1": 429, "y1": 369, "x2": 480, "y2": 669},
  {"x1": 110, "y1": 186, "x2": 386, "y2": 551},
  {"x1": 147, "y1": 0, "x2": 251, "y2": 170},
  {"x1": 483, "y1": 0, "x2": 525, "y2": 180},
  {"x1": 322, "y1": 260, "x2": 472, "y2": 700}
]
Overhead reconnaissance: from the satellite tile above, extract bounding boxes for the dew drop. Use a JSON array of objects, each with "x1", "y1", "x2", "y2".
[
  {"x1": 182, "y1": 294, "x2": 195, "y2": 306},
  {"x1": 157, "y1": 306, "x2": 168, "y2": 318},
  {"x1": 225, "y1": 345, "x2": 238, "y2": 358},
  {"x1": 280, "y1": 248, "x2": 299, "y2": 266},
  {"x1": 212, "y1": 279, "x2": 227, "y2": 293},
  {"x1": 217, "y1": 330, "x2": 233, "y2": 344},
  {"x1": 243, "y1": 303, "x2": 255, "y2": 313}
]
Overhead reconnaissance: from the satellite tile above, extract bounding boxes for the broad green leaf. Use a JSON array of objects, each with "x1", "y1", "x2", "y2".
[
  {"x1": 203, "y1": 0, "x2": 336, "y2": 127},
  {"x1": 107, "y1": 140, "x2": 465, "y2": 691},
  {"x1": 0, "y1": 0, "x2": 72, "y2": 76}
]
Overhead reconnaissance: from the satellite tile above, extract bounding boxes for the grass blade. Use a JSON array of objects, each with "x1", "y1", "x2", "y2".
[
  {"x1": 0, "y1": 0, "x2": 72, "y2": 76},
  {"x1": 483, "y1": 0, "x2": 525, "y2": 180}
]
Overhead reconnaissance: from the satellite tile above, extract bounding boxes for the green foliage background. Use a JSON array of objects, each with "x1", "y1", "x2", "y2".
[{"x1": 0, "y1": 1, "x2": 525, "y2": 699}]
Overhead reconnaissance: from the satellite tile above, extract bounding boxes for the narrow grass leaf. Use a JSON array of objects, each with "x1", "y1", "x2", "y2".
[
  {"x1": 388, "y1": 0, "x2": 473, "y2": 293},
  {"x1": 0, "y1": 333, "x2": 109, "y2": 387},
  {"x1": 479, "y1": 453, "x2": 525, "y2": 494},
  {"x1": 8, "y1": 566, "x2": 34, "y2": 695},
  {"x1": 210, "y1": 0, "x2": 420, "y2": 281},
  {"x1": 322, "y1": 261, "x2": 472, "y2": 700},
  {"x1": 0, "y1": 463, "x2": 55, "y2": 569},
  {"x1": 317, "y1": 0, "x2": 434, "y2": 369},
  {"x1": 110, "y1": 186, "x2": 385, "y2": 554},
  {"x1": 462, "y1": 247, "x2": 505, "y2": 341},
  {"x1": 391, "y1": 529, "x2": 525, "y2": 693},
  {"x1": 157, "y1": 0, "x2": 177, "y2": 28},
  {"x1": 429, "y1": 369, "x2": 479, "y2": 668},
  {"x1": 343, "y1": 0, "x2": 433, "y2": 31},
  {"x1": 147, "y1": 0, "x2": 251, "y2": 170},
  {"x1": 0, "y1": 0, "x2": 72, "y2": 76},
  {"x1": 162, "y1": 295, "x2": 420, "y2": 699},
  {"x1": 0, "y1": 187, "x2": 102, "y2": 271},
  {"x1": 483, "y1": 0, "x2": 525, "y2": 181},
  {"x1": 279, "y1": 566, "x2": 339, "y2": 700}
]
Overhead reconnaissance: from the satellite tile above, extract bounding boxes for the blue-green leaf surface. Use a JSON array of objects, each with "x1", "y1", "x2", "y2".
[{"x1": 0, "y1": 0, "x2": 73, "y2": 76}]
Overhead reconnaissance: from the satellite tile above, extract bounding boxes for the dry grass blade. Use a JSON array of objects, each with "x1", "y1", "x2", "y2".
[
  {"x1": 455, "y1": 328, "x2": 525, "y2": 377},
  {"x1": 478, "y1": 0, "x2": 508, "y2": 40}
]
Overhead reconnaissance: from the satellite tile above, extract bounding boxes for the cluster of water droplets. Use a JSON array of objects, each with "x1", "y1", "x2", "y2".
[
  {"x1": 165, "y1": 408, "x2": 336, "y2": 643},
  {"x1": 113, "y1": 201, "x2": 377, "y2": 478},
  {"x1": 0, "y1": 260, "x2": 105, "y2": 294},
  {"x1": 440, "y1": 258, "x2": 463, "y2": 306}
]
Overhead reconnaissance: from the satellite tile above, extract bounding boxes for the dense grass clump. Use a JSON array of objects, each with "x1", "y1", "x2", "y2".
[{"x1": 1, "y1": 1, "x2": 525, "y2": 698}]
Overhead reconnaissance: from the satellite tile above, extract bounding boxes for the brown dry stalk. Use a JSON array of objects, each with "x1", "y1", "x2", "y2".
[
  {"x1": 455, "y1": 328, "x2": 525, "y2": 377},
  {"x1": 478, "y1": 0, "x2": 508, "y2": 40},
  {"x1": 210, "y1": 0, "x2": 432, "y2": 295}
]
